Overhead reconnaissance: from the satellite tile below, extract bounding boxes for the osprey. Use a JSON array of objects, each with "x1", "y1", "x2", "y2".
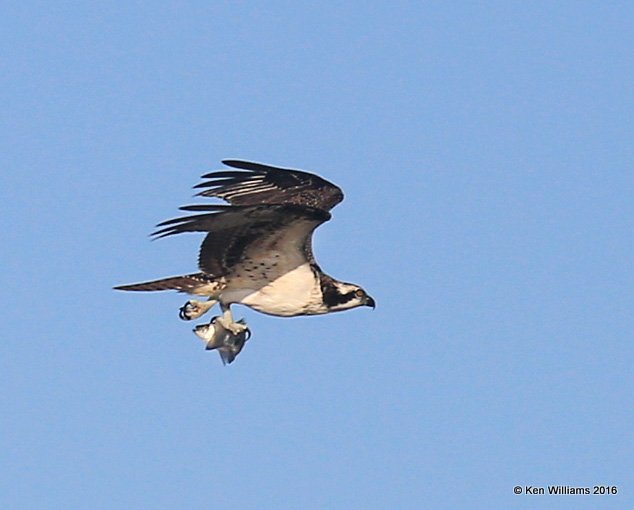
[{"x1": 115, "y1": 160, "x2": 375, "y2": 363}]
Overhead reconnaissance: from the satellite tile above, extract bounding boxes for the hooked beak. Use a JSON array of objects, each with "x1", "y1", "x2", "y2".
[{"x1": 365, "y1": 295, "x2": 376, "y2": 309}]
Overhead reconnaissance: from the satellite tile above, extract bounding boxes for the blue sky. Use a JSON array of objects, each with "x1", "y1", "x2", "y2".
[{"x1": 2, "y1": 2, "x2": 633, "y2": 509}]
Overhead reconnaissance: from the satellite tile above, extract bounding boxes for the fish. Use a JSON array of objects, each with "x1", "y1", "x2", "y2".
[{"x1": 193, "y1": 317, "x2": 251, "y2": 365}]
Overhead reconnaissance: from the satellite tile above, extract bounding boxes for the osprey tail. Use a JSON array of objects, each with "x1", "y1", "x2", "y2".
[{"x1": 113, "y1": 273, "x2": 221, "y2": 294}]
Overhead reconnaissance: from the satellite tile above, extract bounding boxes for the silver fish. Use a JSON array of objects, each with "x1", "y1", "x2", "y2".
[{"x1": 193, "y1": 317, "x2": 251, "y2": 365}]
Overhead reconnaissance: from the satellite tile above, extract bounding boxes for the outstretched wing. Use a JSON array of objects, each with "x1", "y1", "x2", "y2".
[
  {"x1": 193, "y1": 160, "x2": 344, "y2": 212},
  {"x1": 153, "y1": 204, "x2": 330, "y2": 276}
]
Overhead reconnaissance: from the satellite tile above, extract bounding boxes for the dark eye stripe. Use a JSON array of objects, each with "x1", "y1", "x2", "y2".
[{"x1": 322, "y1": 288, "x2": 357, "y2": 307}]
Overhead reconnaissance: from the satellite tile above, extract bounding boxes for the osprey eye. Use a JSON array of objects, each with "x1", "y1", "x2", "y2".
[{"x1": 355, "y1": 289, "x2": 365, "y2": 298}]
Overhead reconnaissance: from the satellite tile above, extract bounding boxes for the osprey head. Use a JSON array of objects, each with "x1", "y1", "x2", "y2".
[{"x1": 322, "y1": 280, "x2": 375, "y2": 312}]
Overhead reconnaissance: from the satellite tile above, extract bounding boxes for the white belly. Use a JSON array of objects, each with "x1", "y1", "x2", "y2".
[{"x1": 222, "y1": 263, "x2": 325, "y2": 317}]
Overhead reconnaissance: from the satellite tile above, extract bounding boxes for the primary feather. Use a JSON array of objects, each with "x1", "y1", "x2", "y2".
[{"x1": 193, "y1": 159, "x2": 344, "y2": 211}]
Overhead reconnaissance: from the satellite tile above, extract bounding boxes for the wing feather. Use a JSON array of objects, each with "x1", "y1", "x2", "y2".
[
  {"x1": 152, "y1": 204, "x2": 330, "y2": 276},
  {"x1": 193, "y1": 160, "x2": 344, "y2": 211}
]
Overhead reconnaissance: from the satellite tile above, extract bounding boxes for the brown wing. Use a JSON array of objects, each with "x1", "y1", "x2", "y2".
[
  {"x1": 153, "y1": 204, "x2": 330, "y2": 276},
  {"x1": 192, "y1": 160, "x2": 344, "y2": 212}
]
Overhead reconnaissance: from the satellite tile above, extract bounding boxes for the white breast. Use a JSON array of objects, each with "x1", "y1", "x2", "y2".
[{"x1": 223, "y1": 263, "x2": 325, "y2": 317}]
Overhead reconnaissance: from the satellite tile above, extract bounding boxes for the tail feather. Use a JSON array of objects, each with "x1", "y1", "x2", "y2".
[{"x1": 113, "y1": 273, "x2": 217, "y2": 293}]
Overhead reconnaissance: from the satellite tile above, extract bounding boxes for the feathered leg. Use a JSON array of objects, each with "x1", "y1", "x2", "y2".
[{"x1": 216, "y1": 303, "x2": 248, "y2": 335}]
